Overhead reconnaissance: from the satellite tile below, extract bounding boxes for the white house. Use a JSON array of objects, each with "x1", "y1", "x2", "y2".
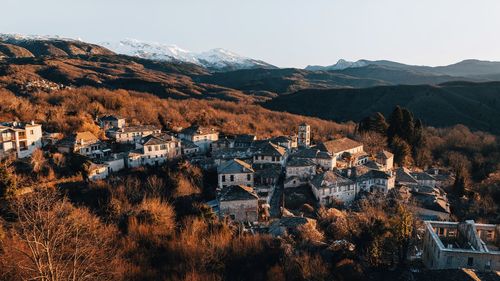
[
  {"x1": 310, "y1": 171, "x2": 357, "y2": 205},
  {"x1": 0, "y1": 121, "x2": 43, "y2": 159},
  {"x1": 87, "y1": 162, "x2": 109, "y2": 181},
  {"x1": 127, "y1": 133, "x2": 181, "y2": 168},
  {"x1": 178, "y1": 125, "x2": 219, "y2": 153},
  {"x1": 217, "y1": 158, "x2": 254, "y2": 189},
  {"x1": 107, "y1": 125, "x2": 161, "y2": 144}
]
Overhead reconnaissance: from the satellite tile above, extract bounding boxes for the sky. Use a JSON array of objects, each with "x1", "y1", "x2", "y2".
[{"x1": 2, "y1": 0, "x2": 500, "y2": 68}]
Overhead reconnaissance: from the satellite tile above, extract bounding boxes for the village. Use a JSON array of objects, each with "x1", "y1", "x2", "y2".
[{"x1": 0, "y1": 117, "x2": 499, "y2": 272}]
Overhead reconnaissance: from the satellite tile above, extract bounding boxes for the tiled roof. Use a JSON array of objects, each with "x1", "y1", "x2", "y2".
[
  {"x1": 219, "y1": 185, "x2": 258, "y2": 201},
  {"x1": 321, "y1": 138, "x2": 363, "y2": 154},
  {"x1": 356, "y1": 169, "x2": 392, "y2": 181},
  {"x1": 217, "y1": 158, "x2": 254, "y2": 174},
  {"x1": 181, "y1": 140, "x2": 199, "y2": 149},
  {"x1": 234, "y1": 134, "x2": 256, "y2": 143},
  {"x1": 411, "y1": 172, "x2": 436, "y2": 181}
]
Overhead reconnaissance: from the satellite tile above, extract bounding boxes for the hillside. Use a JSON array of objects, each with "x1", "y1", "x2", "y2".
[{"x1": 264, "y1": 82, "x2": 500, "y2": 134}]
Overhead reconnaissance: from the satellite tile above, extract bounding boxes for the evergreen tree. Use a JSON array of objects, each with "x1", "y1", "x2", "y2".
[
  {"x1": 387, "y1": 106, "x2": 404, "y2": 144},
  {"x1": 390, "y1": 136, "x2": 412, "y2": 166},
  {"x1": 400, "y1": 108, "x2": 415, "y2": 143}
]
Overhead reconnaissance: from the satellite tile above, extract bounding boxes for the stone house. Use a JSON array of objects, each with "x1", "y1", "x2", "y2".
[
  {"x1": 57, "y1": 131, "x2": 105, "y2": 158},
  {"x1": 286, "y1": 158, "x2": 316, "y2": 181},
  {"x1": 217, "y1": 158, "x2": 254, "y2": 189},
  {"x1": 422, "y1": 220, "x2": 500, "y2": 271},
  {"x1": 411, "y1": 171, "x2": 437, "y2": 188},
  {"x1": 310, "y1": 171, "x2": 357, "y2": 205},
  {"x1": 98, "y1": 115, "x2": 126, "y2": 129},
  {"x1": 289, "y1": 148, "x2": 335, "y2": 170},
  {"x1": 252, "y1": 142, "x2": 287, "y2": 166},
  {"x1": 178, "y1": 125, "x2": 219, "y2": 153},
  {"x1": 355, "y1": 168, "x2": 395, "y2": 193},
  {"x1": 181, "y1": 140, "x2": 200, "y2": 156},
  {"x1": 397, "y1": 186, "x2": 451, "y2": 220},
  {"x1": 218, "y1": 185, "x2": 259, "y2": 222},
  {"x1": 376, "y1": 150, "x2": 394, "y2": 171},
  {"x1": 0, "y1": 121, "x2": 43, "y2": 159},
  {"x1": 319, "y1": 137, "x2": 364, "y2": 160},
  {"x1": 233, "y1": 134, "x2": 256, "y2": 148},
  {"x1": 107, "y1": 125, "x2": 161, "y2": 144},
  {"x1": 271, "y1": 135, "x2": 298, "y2": 150},
  {"x1": 127, "y1": 133, "x2": 181, "y2": 168}
]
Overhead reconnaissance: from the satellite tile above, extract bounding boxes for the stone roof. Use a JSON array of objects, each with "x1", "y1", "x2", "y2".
[
  {"x1": 99, "y1": 115, "x2": 123, "y2": 121},
  {"x1": 291, "y1": 148, "x2": 333, "y2": 160},
  {"x1": 252, "y1": 163, "x2": 282, "y2": 178},
  {"x1": 321, "y1": 138, "x2": 363, "y2": 154},
  {"x1": 219, "y1": 185, "x2": 258, "y2": 201},
  {"x1": 364, "y1": 161, "x2": 385, "y2": 170},
  {"x1": 0, "y1": 121, "x2": 40, "y2": 130},
  {"x1": 377, "y1": 150, "x2": 394, "y2": 160},
  {"x1": 75, "y1": 131, "x2": 99, "y2": 143},
  {"x1": 356, "y1": 169, "x2": 392, "y2": 181},
  {"x1": 286, "y1": 158, "x2": 316, "y2": 167},
  {"x1": 234, "y1": 134, "x2": 256, "y2": 143},
  {"x1": 114, "y1": 125, "x2": 160, "y2": 133},
  {"x1": 396, "y1": 167, "x2": 418, "y2": 184},
  {"x1": 180, "y1": 125, "x2": 217, "y2": 136},
  {"x1": 217, "y1": 158, "x2": 254, "y2": 174},
  {"x1": 311, "y1": 171, "x2": 353, "y2": 188},
  {"x1": 254, "y1": 142, "x2": 286, "y2": 157},
  {"x1": 269, "y1": 217, "x2": 316, "y2": 237},
  {"x1": 181, "y1": 140, "x2": 199, "y2": 149},
  {"x1": 411, "y1": 172, "x2": 436, "y2": 181},
  {"x1": 141, "y1": 133, "x2": 177, "y2": 146}
]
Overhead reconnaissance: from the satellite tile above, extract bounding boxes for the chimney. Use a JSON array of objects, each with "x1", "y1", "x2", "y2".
[{"x1": 31, "y1": 120, "x2": 35, "y2": 125}]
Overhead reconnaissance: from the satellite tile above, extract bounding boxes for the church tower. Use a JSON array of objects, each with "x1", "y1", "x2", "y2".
[{"x1": 298, "y1": 123, "x2": 310, "y2": 147}]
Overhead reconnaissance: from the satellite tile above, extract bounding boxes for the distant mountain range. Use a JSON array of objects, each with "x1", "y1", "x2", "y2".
[
  {"x1": 2, "y1": 34, "x2": 500, "y2": 134},
  {"x1": 306, "y1": 58, "x2": 500, "y2": 78},
  {"x1": 100, "y1": 39, "x2": 277, "y2": 72}
]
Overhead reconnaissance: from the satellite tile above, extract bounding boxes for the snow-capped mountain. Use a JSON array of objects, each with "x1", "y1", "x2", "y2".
[
  {"x1": 305, "y1": 59, "x2": 369, "y2": 71},
  {"x1": 101, "y1": 39, "x2": 276, "y2": 71}
]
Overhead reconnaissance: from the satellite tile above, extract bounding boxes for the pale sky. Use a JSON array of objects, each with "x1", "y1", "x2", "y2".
[{"x1": 2, "y1": 0, "x2": 500, "y2": 68}]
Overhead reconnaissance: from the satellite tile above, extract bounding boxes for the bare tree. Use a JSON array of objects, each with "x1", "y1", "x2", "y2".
[{"x1": 0, "y1": 189, "x2": 120, "y2": 281}]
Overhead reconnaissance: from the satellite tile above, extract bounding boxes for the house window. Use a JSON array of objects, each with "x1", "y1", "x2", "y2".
[
  {"x1": 30, "y1": 130, "x2": 34, "y2": 135},
  {"x1": 467, "y1": 257, "x2": 473, "y2": 266},
  {"x1": 446, "y1": 256, "x2": 452, "y2": 265},
  {"x1": 230, "y1": 175, "x2": 234, "y2": 181},
  {"x1": 222, "y1": 175, "x2": 226, "y2": 182},
  {"x1": 247, "y1": 174, "x2": 251, "y2": 181},
  {"x1": 148, "y1": 146, "x2": 152, "y2": 152}
]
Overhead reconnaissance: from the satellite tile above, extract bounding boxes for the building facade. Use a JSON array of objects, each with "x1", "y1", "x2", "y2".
[
  {"x1": 0, "y1": 121, "x2": 42, "y2": 159},
  {"x1": 422, "y1": 220, "x2": 499, "y2": 271},
  {"x1": 298, "y1": 123, "x2": 311, "y2": 148}
]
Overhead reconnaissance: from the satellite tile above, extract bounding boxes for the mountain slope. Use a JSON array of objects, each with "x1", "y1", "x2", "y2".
[
  {"x1": 101, "y1": 39, "x2": 277, "y2": 72},
  {"x1": 264, "y1": 82, "x2": 500, "y2": 134}
]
